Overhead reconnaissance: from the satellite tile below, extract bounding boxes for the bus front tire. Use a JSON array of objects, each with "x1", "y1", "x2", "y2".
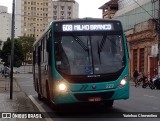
[{"x1": 104, "y1": 100, "x2": 114, "y2": 108}]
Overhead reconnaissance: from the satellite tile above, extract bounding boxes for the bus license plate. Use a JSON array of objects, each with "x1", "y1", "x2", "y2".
[{"x1": 88, "y1": 97, "x2": 102, "y2": 102}]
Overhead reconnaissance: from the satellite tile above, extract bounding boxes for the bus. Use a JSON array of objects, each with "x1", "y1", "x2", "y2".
[{"x1": 33, "y1": 18, "x2": 129, "y2": 108}]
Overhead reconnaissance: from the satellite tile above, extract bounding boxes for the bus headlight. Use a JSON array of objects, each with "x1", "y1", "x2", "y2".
[
  {"x1": 120, "y1": 78, "x2": 127, "y2": 86},
  {"x1": 118, "y1": 77, "x2": 127, "y2": 88},
  {"x1": 58, "y1": 83, "x2": 67, "y2": 91}
]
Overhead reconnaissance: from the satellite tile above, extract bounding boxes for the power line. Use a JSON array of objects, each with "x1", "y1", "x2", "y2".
[
  {"x1": 115, "y1": 10, "x2": 158, "y2": 18},
  {"x1": 133, "y1": 0, "x2": 160, "y2": 30},
  {"x1": 133, "y1": 0, "x2": 155, "y2": 19}
]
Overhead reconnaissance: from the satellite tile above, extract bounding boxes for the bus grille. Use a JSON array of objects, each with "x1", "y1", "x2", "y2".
[{"x1": 74, "y1": 91, "x2": 114, "y2": 101}]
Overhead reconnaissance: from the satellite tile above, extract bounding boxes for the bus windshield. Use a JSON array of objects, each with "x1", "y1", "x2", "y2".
[{"x1": 55, "y1": 33, "x2": 125, "y2": 75}]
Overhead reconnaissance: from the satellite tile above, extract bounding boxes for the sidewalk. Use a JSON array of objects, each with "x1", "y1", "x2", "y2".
[{"x1": 0, "y1": 75, "x2": 45, "y2": 121}]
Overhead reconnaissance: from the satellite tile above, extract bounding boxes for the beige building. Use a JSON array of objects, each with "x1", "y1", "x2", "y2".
[
  {"x1": 15, "y1": 0, "x2": 52, "y2": 39},
  {"x1": 126, "y1": 19, "x2": 158, "y2": 78},
  {"x1": 52, "y1": 0, "x2": 79, "y2": 20},
  {"x1": 99, "y1": 0, "x2": 118, "y2": 19}
]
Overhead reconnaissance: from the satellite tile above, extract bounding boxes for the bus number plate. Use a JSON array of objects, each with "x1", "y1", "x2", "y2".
[{"x1": 88, "y1": 97, "x2": 102, "y2": 102}]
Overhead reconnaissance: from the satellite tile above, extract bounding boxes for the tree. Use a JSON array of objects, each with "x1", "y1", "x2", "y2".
[
  {"x1": 18, "y1": 36, "x2": 35, "y2": 64},
  {"x1": 0, "y1": 38, "x2": 24, "y2": 67}
]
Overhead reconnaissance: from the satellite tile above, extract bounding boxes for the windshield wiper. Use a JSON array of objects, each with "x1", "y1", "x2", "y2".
[
  {"x1": 98, "y1": 35, "x2": 107, "y2": 53},
  {"x1": 72, "y1": 35, "x2": 89, "y2": 52},
  {"x1": 97, "y1": 35, "x2": 107, "y2": 64},
  {"x1": 72, "y1": 35, "x2": 92, "y2": 63}
]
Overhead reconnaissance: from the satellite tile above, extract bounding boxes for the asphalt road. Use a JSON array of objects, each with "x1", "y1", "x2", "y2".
[{"x1": 14, "y1": 74, "x2": 160, "y2": 121}]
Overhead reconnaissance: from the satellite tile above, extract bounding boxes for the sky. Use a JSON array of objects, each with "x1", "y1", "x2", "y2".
[{"x1": 0, "y1": 0, "x2": 109, "y2": 18}]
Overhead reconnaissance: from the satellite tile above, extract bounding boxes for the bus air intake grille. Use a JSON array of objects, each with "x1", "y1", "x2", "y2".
[{"x1": 74, "y1": 91, "x2": 114, "y2": 101}]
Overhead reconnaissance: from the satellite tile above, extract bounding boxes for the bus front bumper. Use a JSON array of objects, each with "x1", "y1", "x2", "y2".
[{"x1": 53, "y1": 85, "x2": 129, "y2": 105}]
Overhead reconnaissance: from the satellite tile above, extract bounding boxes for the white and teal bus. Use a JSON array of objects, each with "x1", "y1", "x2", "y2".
[{"x1": 33, "y1": 18, "x2": 129, "y2": 108}]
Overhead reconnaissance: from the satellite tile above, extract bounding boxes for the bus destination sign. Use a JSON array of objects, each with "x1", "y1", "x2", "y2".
[{"x1": 62, "y1": 23, "x2": 113, "y2": 31}]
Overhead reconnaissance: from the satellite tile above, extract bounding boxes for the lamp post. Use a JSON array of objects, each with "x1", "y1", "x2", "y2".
[{"x1": 10, "y1": 0, "x2": 15, "y2": 99}]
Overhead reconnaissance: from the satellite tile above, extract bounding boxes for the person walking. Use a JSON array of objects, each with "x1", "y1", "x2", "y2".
[{"x1": 133, "y1": 68, "x2": 139, "y2": 87}]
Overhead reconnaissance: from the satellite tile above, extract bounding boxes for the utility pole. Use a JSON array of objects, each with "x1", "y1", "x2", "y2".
[{"x1": 10, "y1": 0, "x2": 15, "y2": 99}]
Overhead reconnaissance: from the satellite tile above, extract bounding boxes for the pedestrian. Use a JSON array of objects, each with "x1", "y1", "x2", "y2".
[{"x1": 133, "y1": 68, "x2": 139, "y2": 86}]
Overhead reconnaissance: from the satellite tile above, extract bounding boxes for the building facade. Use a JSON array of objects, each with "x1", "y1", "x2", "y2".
[
  {"x1": 15, "y1": 0, "x2": 52, "y2": 39},
  {"x1": 0, "y1": 6, "x2": 11, "y2": 44},
  {"x1": 113, "y1": 0, "x2": 159, "y2": 78},
  {"x1": 99, "y1": 0, "x2": 118, "y2": 19},
  {"x1": 52, "y1": 0, "x2": 79, "y2": 20}
]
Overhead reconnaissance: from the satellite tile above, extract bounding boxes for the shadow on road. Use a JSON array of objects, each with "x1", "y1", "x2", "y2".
[{"x1": 39, "y1": 97, "x2": 126, "y2": 118}]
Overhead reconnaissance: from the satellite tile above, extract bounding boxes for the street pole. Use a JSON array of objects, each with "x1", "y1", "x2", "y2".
[{"x1": 10, "y1": 0, "x2": 15, "y2": 99}]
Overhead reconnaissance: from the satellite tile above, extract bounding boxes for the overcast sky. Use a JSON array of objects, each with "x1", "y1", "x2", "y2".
[{"x1": 0, "y1": 0, "x2": 109, "y2": 18}]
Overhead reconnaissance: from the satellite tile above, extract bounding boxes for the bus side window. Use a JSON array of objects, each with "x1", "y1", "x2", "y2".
[
  {"x1": 33, "y1": 49, "x2": 36, "y2": 65},
  {"x1": 47, "y1": 30, "x2": 52, "y2": 65},
  {"x1": 38, "y1": 46, "x2": 41, "y2": 65},
  {"x1": 46, "y1": 30, "x2": 51, "y2": 52}
]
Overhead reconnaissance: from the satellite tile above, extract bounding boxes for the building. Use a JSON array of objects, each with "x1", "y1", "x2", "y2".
[
  {"x1": 0, "y1": 6, "x2": 11, "y2": 49},
  {"x1": 98, "y1": 0, "x2": 118, "y2": 19},
  {"x1": 52, "y1": 0, "x2": 79, "y2": 20},
  {"x1": 15, "y1": 0, "x2": 52, "y2": 39},
  {"x1": 113, "y1": 0, "x2": 159, "y2": 78}
]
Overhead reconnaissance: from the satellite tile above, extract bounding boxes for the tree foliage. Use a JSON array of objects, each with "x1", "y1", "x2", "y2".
[
  {"x1": 0, "y1": 38, "x2": 24, "y2": 67},
  {"x1": 18, "y1": 36, "x2": 35, "y2": 64}
]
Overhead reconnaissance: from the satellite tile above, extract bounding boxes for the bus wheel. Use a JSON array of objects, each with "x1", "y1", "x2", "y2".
[{"x1": 104, "y1": 100, "x2": 114, "y2": 108}]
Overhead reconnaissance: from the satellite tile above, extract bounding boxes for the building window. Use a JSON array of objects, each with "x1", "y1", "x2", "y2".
[
  {"x1": 61, "y1": 11, "x2": 64, "y2": 15},
  {"x1": 133, "y1": 49, "x2": 138, "y2": 71},
  {"x1": 53, "y1": 16, "x2": 57, "y2": 20},
  {"x1": 139, "y1": 48, "x2": 144, "y2": 73},
  {"x1": 61, "y1": 6, "x2": 64, "y2": 10},
  {"x1": 54, "y1": 5, "x2": 57, "y2": 9},
  {"x1": 68, "y1": 12, "x2": 71, "y2": 16},
  {"x1": 60, "y1": 16, "x2": 64, "y2": 20},
  {"x1": 68, "y1": 6, "x2": 71, "y2": 10}
]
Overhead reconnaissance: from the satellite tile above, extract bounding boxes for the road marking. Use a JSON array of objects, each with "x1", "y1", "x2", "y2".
[
  {"x1": 29, "y1": 95, "x2": 53, "y2": 121},
  {"x1": 143, "y1": 95, "x2": 157, "y2": 99}
]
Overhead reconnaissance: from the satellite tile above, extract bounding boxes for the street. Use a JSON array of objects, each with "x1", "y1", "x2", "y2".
[{"x1": 13, "y1": 74, "x2": 160, "y2": 121}]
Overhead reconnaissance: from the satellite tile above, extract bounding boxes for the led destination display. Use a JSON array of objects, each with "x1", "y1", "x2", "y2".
[
  {"x1": 62, "y1": 24, "x2": 113, "y2": 31},
  {"x1": 54, "y1": 21, "x2": 122, "y2": 32}
]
